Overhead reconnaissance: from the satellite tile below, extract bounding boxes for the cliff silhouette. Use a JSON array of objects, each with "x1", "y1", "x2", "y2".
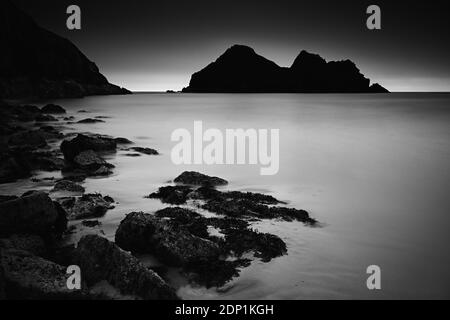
[
  {"x1": 182, "y1": 45, "x2": 388, "y2": 93},
  {"x1": 0, "y1": 1, "x2": 130, "y2": 99}
]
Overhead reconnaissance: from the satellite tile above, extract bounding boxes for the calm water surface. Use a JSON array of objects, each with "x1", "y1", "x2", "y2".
[{"x1": 2, "y1": 93, "x2": 449, "y2": 299}]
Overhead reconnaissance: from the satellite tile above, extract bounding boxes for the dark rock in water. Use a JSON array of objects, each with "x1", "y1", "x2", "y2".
[
  {"x1": 81, "y1": 220, "x2": 101, "y2": 228},
  {"x1": 221, "y1": 229, "x2": 287, "y2": 262},
  {"x1": 0, "y1": 234, "x2": 46, "y2": 257},
  {"x1": 73, "y1": 150, "x2": 108, "y2": 170},
  {"x1": 77, "y1": 118, "x2": 105, "y2": 124},
  {"x1": 115, "y1": 137, "x2": 133, "y2": 144},
  {"x1": 52, "y1": 180, "x2": 85, "y2": 193},
  {"x1": 0, "y1": 191, "x2": 67, "y2": 238},
  {"x1": 182, "y1": 44, "x2": 389, "y2": 93},
  {"x1": 0, "y1": 1, "x2": 130, "y2": 99},
  {"x1": 41, "y1": 104, "x2": 66, "y2": 114},
  {"x1": 57, "y1": 193, "x2": 114, "y2": 220},
  {"x1": 128, "y1": 147, "x2": 158, "y2": 155},
  {"x1": 119, "y1": 207, "x2": 288, "y2": 287},
  {"x1": 35, "y1": 126, "x2": 64, "y2": 140},
  {"x1": 35, "y1": 114, "x2": 58, "y2": 122},
  {"x1": 124, "y1": 153, "x2": 141, "y2": 157},
  {"x1": 63, "y1": 116, "x2": 75, "y2": 121},
  {"x1": 174, "y1": 171, "x2": 228, "y2": 186},
  {"x1": 115, "y1": 212, "x2": 221, "y2": 266},
  {"x1": 0, "y1": 249, "x2": 85, "y2": 299},
  {"x1": 7, "y1": 130, "x2": 47, "y2": 149},
  {"x1": 61, "y1": 134, "x2": 117, "y2": 161},
  {"x1": 77, "y1": 110, "x2": 89, "y2": 113},
  {"x1": 369, "y1": 83, "x2": 389, "y2": 93},
  {"x1": 74, "y1": 235, "x2": 178, "y2": 299},
  {"x1": 147, "y1": 185, "x2": 193, "y2": 205}
]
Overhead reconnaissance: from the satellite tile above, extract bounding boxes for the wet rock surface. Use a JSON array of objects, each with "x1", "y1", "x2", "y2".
[
  {"x1": 74, "y1": 235, "x2": 178, "y2": 299},
  {"x1": 41, "y1": 104, "x2": 66, "y2": 114},
  {"x1": 61, "y1": 134, "x2": 117, "y2": 161},
  {"x1": 52, "y1": 180, "x2": 85, "y2": 193},
  {"x1": 174, "y1": 171, "x2": 228, "y2": 186},
  {"x1": 56, "y1": 193, "x2": 114, "y2": 220}
]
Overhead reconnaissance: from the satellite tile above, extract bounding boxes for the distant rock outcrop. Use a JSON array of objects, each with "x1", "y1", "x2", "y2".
[
  {"x1": 0, "y1": 1, "x2": 130, "y2": 99},
  {"x1": 182, "y1": 45, "x2": 388, "y2": 93}
]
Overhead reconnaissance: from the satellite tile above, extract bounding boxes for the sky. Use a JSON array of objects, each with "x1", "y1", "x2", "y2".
[{"x1": 12, "y1": 0, "x2": 450, "y2": 92}]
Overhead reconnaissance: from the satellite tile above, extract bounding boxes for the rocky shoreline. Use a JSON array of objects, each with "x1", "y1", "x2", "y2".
[{"x1": 0, "y1": 101, "x2": 317, "y2": 299}]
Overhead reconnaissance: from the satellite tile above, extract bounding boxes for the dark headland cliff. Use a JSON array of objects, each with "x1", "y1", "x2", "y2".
[
  {"x1": 182, "y1": 45, "x2": 388, "y2": 93},
  {"x1": 0, "y1": 1, "x2": 130, "y2": 99}
]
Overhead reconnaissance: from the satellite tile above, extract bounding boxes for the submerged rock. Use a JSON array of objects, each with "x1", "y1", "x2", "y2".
[
  {"x1": 57, "y1": 193, "x2": 114, "y2": 220},
  {"x1": 174, "y1": 171, "x2": 228, "y2": 186},
  {"x1": 74, "y1": 235, "x2": 178, "y2": 299},
  {"x1": 0, "y1": 191, "x2": 67, "y2": 238},
  {"x1": 41, "y1": 104, "x2": 66, "y2": 114}
]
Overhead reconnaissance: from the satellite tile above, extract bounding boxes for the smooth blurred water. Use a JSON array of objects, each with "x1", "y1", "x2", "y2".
[{"x1": 2, "y1": 93, "x2": 450, "y2": 299}]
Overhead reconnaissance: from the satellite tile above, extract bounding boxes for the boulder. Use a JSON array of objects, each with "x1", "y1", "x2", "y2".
[
  {"x1": 174, "y1": 171, "x2": 228, "y2": 186},
  {"x1": 57, "y1": 193, "x2": 114, "y2": 220},
  {"x1": 115, "y1": 212, "x2": 221, "y2": 266},
  {"x1": 0, "y1": 191, "x2": 67, "y2": 238},
  {"x1": 74, "y1": 235, "x2": 178, "y2": 300},
  {"x1": 52, "y1": 180, "x2": 85, "y2": 193},
  {"x1": 0, "y1": 155, "x2": 30, "y2": 183},
  {"x1": 60, "y1": 134, "x2": 117, "y2": 161},
  {"x1": 114, "y1": 137, "x2": 133, "y2": 144},
  {"x1": 40, "y1": 104, "x2": 66, "y2": 114},
  {"x1": 0, "y1": 248, "x2": 85, "y2": 299}
]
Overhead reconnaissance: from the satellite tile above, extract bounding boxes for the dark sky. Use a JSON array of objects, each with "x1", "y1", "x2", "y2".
[{"x1": 12, "y1": 0, "x2": 450, "y2": 91}]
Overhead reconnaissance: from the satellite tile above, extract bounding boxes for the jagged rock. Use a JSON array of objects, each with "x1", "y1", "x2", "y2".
[
  {"x1": 41, "y1": 104, "x2": 66, "y2": 114},
  {"x1": 77, "y1": 118, "x2": 105, "y2": 124},
  {"x1": 61, "y1": 134, "x2": 117, "y2": 161},
  {"x1": 57, "y1": 193, "x2": 114, "y2": 220},
  {"x1": 174, "y1": 171, "x2": 228, "y2": 186},
  {"x1": 0, "y1": 248, "x2": 85, "y2": 299},
  {"x1": 0, "y1": 234, "x2": 46, "y2": 257},
  {"x1": 182, "y1": 44, "x2": 389, "y2": 93},
  {"x1": 115, "y1": 212, "x2": 221, "y2": 266},
  {"x1": 0, "y1": 191, "x2": 67, "y2": 238},
  {"x1": 128, "y1": 147, "x2": 158, "y2": 155},
  {"x1": 0, "y1": 1, "x2": 131, "y2": 99},
  {"x1": 52, "y1": 180, "x2": 85, "y2": 193},
  {"x1": 81, "y1": 220, "x2": 100, "y2": 228},
  {"x1": 74, "y1": 235, "x2": 178, "y2": 300}
]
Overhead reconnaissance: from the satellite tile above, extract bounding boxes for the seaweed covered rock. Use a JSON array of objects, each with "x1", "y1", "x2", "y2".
[
  {"x1": 0, "y1": 191, "x2": 67, "y2": 238},
  {"x1": 174, "y1": 171, "x2": 228, "y2": 186},
  {"x1": 115, "y1": 212, "x2": 221, "y2": 266},
  {"x1": 57, "y1": 193, "x2": 114, "y2": 220},
  {"x1": 51, "y1": 180, "x2": 85, "y2": 193},
  {"x1": 74, "y1": 235, "x2": 178, "y2": 300},
  {"x1": 147, "y1": 185, "x2": 193, "y2": 205}
]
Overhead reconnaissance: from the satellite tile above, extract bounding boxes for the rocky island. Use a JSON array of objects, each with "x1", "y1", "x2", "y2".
[{"x1": 182, "y1": 44, "x2": 388, "y2": 93}]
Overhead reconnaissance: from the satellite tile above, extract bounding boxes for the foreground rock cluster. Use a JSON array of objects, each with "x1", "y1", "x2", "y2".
[{"x1": 0, "y1": 101, "x2": 317, "y2": 299}]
